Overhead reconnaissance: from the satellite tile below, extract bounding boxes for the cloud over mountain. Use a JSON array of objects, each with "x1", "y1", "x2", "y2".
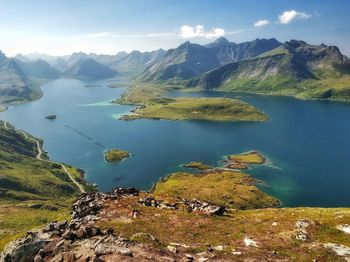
[
  {"x1": 278, "y1": 10, "x2": 312, "y2": 24},
  {"x1": 180, "y1": 25, "x2": 225, "y2": 38}
]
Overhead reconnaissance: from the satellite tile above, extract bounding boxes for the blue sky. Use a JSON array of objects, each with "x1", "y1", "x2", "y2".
[{"x1": 0, "y1": 0, "x2": 349, "y2": 56}]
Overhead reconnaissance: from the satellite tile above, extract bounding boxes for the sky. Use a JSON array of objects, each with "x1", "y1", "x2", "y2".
[{"x1": 0, "y1": 0, "x2": 349, "y2": 56}]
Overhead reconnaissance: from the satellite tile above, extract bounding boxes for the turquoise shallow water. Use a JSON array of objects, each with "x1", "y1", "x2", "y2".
[{"x1": 1, "y1": 78, "x2": 350, "y2": 207}]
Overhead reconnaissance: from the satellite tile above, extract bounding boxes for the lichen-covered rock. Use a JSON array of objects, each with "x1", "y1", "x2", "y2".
[{"x1": 0, "y1": 232, "x2": 51, "y2": 262}]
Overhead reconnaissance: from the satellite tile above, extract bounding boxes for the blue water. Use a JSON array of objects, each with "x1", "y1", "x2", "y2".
[{"x1": 1, "y1": 78, "x2": 350, "y2": 207}]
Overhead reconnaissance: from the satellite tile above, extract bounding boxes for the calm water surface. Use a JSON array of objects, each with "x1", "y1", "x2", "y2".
[{"x1": 1, "y1": 78, "x2": 350, "y2": 207}]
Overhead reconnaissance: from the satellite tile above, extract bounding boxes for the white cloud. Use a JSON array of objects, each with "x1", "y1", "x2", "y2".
[
  {"x1": 278, "y1": 10, "x2": 312, "y2": 24},
  {"x1": 180, "y1": 25, "x2": 225, "y2": 38},
  {"x1": 254, "y1": 19, "x2": 270, "y2": 27}
]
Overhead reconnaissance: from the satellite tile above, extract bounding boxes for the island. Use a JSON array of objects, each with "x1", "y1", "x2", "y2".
[
  {"x1": 104, "y1": 149, "x2": 132, "y2": 163},
  {"x1": 45, "y1": 115, "x2": 57, "y2": 120},
  {"x1": 154, "y1": 164, "x2": 279, "y2": 210},
  {"x1": 224, "y1": 151, "x2": 265, "y2": 169},
  {"x1": 183, "y1": 161, "x2": 212, "y2": 170},
  {"x1": 120, "y1": 97, "x2": 268, "y2": 122}
]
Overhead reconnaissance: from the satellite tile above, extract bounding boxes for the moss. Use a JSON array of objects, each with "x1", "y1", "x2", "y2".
[{"x1": 104, "y1": 149, "x2": 132, "y2": 163}]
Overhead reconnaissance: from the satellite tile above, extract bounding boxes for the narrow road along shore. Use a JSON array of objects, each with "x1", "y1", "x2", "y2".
[{"x1": 1, "y1": 121, "x2": 85, "y2": 193}]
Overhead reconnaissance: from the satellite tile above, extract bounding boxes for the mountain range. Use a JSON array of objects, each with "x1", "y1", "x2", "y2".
[{"x1": 1, "y1": 36, "x2": 350, "y2": 106}]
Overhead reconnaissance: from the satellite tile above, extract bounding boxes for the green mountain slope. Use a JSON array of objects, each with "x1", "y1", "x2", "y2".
[
  {"x1": 0, "y1": 121, "x2": 88, "y2": 250},
  {"x1": 191, "y1": 40, "x2": 350, "y2": 101}
]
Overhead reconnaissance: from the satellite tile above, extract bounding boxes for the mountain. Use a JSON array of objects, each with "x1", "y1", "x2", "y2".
[
  {"x1": 109, "y1": 49, "x2": 166, "y2": 74},
  {"x1": 0, "y1": 53, "x2": 40, "y2": 105},
  {"x1": 142, "y1": 38, "x2": 281, "y2": 82},
  {"x1": 15, "y1": 53, "x2": 59, "y2": 65},
  {"x1": 207, "y1": 37, "x2": 281, "y2": 65},
  {"x1": 16, "y1": 59, "x2": 60, "y2": 79},
  {"x1": 142, "y1": 42, "x2": 220, "y2": 81},
  {"x1": 65, "y1": 58, "x2": 117, "y2": 79},
  {"x1": 191, "y1": 40, "x2": 350, "y2": 101}
]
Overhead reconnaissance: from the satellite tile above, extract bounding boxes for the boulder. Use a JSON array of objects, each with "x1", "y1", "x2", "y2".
[{"x1": 0, "y1": 232, "x2": 51, "y2": 262}]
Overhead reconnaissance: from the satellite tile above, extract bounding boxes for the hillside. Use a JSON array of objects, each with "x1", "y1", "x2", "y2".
[
  {"x1": 64, "y1": 58, "x2": 117, "y2": 80},
  {"x1": 0, "y1": 52, "x2": 42, "y2": 107},
  {"x1": 0, "y1": 121, "x2": 90, "y2": 250},
  {"x1": 2, "y1": 177, "x2": 350, "y2": 260},
  {"x1": 191, "y1": 40, "x2": 350, "y2": 101}
]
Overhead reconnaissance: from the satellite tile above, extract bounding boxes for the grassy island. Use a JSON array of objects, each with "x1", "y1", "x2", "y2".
[
  {"x1": 154, "y1": 169, "x2": 279, "y2": 209},
  {"x1": 121, "y1": 97, "x2": 268, "y2": 122},
  {"x1": 183, "y1": 161, "x2": 212, "y2": 170},
  {"x1": 225, "y1": 151, "x2": 265, "y2": 169},
  {"x1": 104, "y1": 149, "x2": 132, "y2": 162},
  {"x1": 115, "y1": 83, "x2": 268, "y2": 122}
]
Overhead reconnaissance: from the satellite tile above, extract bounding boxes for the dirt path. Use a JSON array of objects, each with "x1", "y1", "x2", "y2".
[{"x1": 2, "y1": 121, "x2": 85, "y2": 193}]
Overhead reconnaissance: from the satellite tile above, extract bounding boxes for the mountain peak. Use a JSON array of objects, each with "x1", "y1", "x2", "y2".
[{"x1": 213, "y1": 37, "x2": 229, "y2": 45}]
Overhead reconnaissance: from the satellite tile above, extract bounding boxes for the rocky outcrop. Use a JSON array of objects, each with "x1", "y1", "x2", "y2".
[
  {"x1": 72, "y1": 188, "x2": 139, "y2": 220},
  {"x1": 138, "y1": 195, "x2": 225, "y2": 215},
  {"x1": 0, "y1": 188, "x2": 228, "y2": 261}
]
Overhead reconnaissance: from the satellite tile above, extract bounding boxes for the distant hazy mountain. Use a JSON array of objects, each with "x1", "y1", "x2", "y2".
[
  {"x1": 142, "y1": 38, "x2": 281, "y2": 81},
  {"x1": 190, "y1": 40, "x2": 350, "y2": 100},
  {"x1": 0, "y1": 51, "x2": 40, "y2": 104},
  {"x1": 109, "y1": 49, "x2": 166, "y2": 74},
  {"x1": 64, "y1": 58, "x2": 117, "y2": 79},
  {"x1": 15, "y1": 53, "x2": 59, "y2": 65},
  {"x1": 16, "y1": 59, "x2": 60, "y2": 79}
]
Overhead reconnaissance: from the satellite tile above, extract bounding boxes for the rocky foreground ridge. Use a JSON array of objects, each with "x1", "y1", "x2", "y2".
[{"x1": 2, "y1": 187, "x2": 350, "y2": 261}]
